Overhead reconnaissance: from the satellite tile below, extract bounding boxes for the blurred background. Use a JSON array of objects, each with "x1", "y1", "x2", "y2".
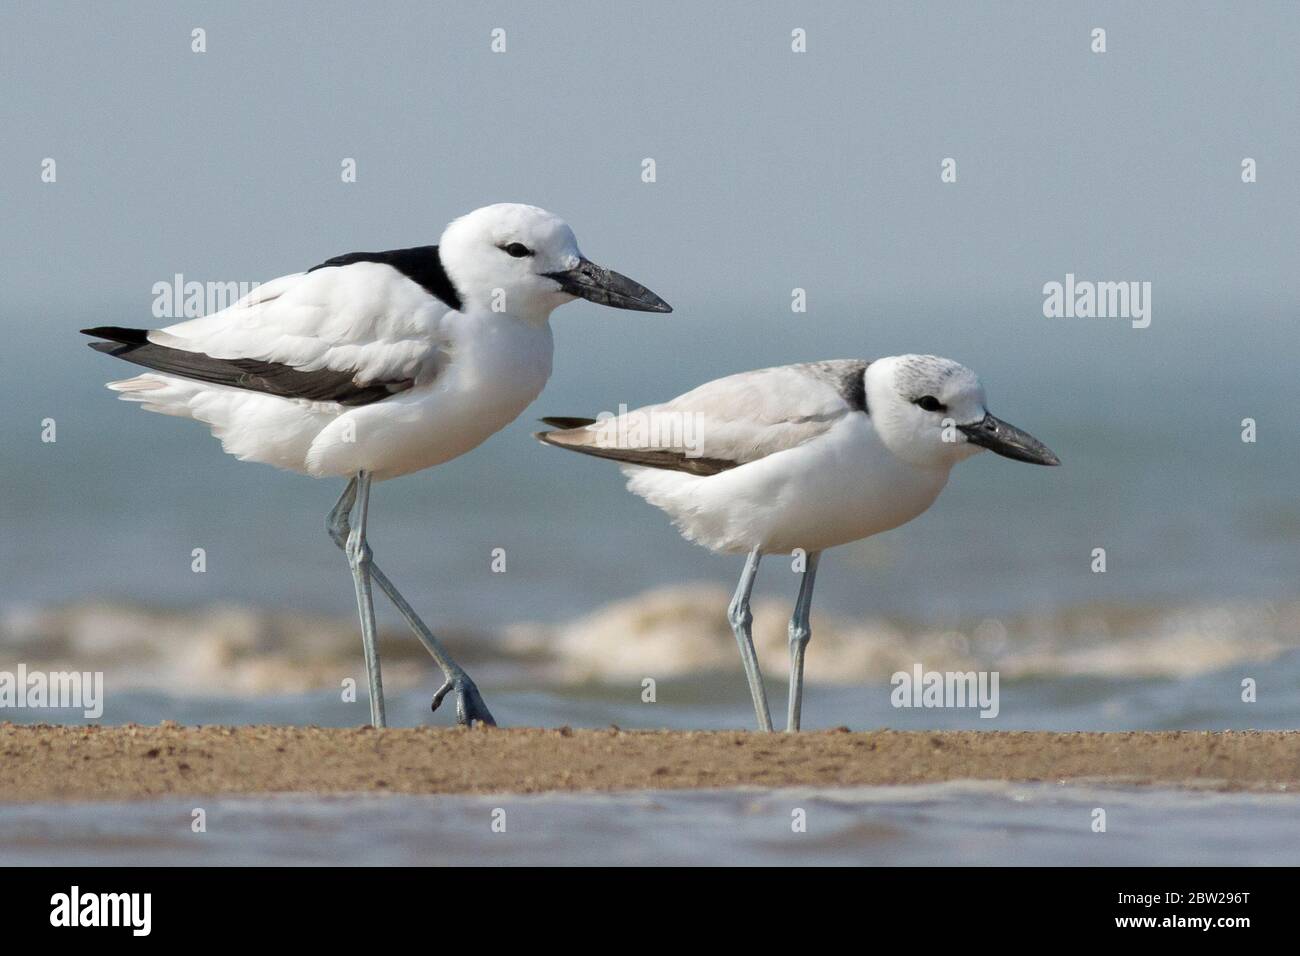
[{"x1": 1, "y1": 1, "x2": 1297, "y2": 730}]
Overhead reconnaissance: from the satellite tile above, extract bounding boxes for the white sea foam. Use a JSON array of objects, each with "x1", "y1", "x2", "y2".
[
  {"x1": 505, "y1": 586, "x2": 1298, "y2": 683},
  {"x1": 2, "y1": 588, "x2": 1295, "y2": 696}
]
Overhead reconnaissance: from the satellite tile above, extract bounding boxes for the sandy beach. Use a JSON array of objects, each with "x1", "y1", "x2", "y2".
[{"x1": 1, "y1": 725, "x2": 1295, "y2": 802}]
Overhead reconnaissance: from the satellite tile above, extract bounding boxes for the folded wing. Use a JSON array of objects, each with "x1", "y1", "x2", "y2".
[
  {"x1": 82, "y1": 256, "x2": 454, "y2": 406},
  {"x1": 537, "y1": 360, "x2": 868, "y2": 475}
]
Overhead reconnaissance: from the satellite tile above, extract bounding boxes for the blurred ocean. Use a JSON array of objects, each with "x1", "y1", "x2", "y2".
[
  {"x1": 1, "y1": 592, "x2": 1299, "y2": 731},
  {"x1": 3, "y1": 0, "x2": 1298, "y2": 733},
  {"x1": 10, "y1": 303, "x2": 1300, "y2": 627},
  {"x1": 2, "y1": 300, "x2": 1299, "y2": 732},
  {"x1": 5, "y1": 783, "x2": 1299, "y2": 866},
  {"x1": 1, "y1": 1, "x2": 1298, "y2": 867}
]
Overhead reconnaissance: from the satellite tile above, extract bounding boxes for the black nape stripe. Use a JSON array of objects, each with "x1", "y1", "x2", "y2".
[
  {"x1": 845, "y1": 366, "x2": 868, "y2": 415},
  {"x1": 796, "y1": 360, "x2": 869, "y2": 415},
  {"x1": 80, "y1": 327, "x2": 412, "y2": 406},
  {"x1": 308, "y1": 245, "x2": 463, "y2": 311}
]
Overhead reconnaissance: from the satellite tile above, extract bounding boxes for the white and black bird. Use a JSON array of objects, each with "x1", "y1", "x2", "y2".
[
  {"x1": 537, "y1": 355, "x2": 1059, "y2": 732},
  {"x1": 83, "y1": 203, "x2": 671, "y2": 728}
]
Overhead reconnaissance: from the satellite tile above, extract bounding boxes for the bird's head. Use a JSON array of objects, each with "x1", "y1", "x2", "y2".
[
  {"x1": 866, "y1": 354, "x2": 1060, "y2": 469},
  {"x1": 438, "y1": 203, "x2": 672, "y2": 322}
]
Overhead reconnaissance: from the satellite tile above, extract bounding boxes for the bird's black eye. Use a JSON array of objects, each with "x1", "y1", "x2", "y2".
[
  {"x1": 502, "y1": 242, "x2": 533, "y2": 258},
  {"x1": 914, "y1": 395, "x2": 946, "y2": 412}
]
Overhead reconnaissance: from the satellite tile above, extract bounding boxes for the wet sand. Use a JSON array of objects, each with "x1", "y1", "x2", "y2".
[{"x1": 1, "y1": 725, "x2": 1296, "y2": 801}]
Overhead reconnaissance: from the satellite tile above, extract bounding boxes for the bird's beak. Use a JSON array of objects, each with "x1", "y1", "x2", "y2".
[
  {"x1": 544, "y1": 258, "x2": 672, "y2": 313},
  {"x1": 957, "y1": 412, "x2": 1060, "y2": 466}
]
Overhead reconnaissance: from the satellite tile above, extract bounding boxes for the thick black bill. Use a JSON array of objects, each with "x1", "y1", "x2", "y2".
[
  {"x1": 544, "y1": 258, "x2": 672, "y2": 313},
  {"x1": 958, "y1": 413, "x2": 1060, "y2": 466}
]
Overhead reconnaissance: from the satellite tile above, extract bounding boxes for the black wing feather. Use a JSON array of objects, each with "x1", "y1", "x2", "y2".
[
  {"x1": 539, "y1": 416, "x2": 599, "y2": 429},
  {"x1": 81, "y1": 327, "x2": 412, "y2": 407},
  {"x1": 535, "y1": 427, "x2": 738, "y2": 477}
]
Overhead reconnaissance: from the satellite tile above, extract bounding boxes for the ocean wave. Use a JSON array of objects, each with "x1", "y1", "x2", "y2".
[
  {"x1": 2, "y1": 588, "x2": 1296, "y2": 696},
  {"x1": 505, "y1": 586, "x2": 1299, "y2": 683},
  {"x1": 0, "y1": 602, "x2": 436, "y2": 696}
]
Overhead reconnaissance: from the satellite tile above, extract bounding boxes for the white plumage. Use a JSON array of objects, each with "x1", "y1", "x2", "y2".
[
  {"x1": 111, "y1": 282, "x2": 555, "y2": 480},
  {"x1": 624, "y1": 411, "x2": 948, "y2": 555},
  {"x1": 85, "y1": 202, "x2": 671, "y2": 727},
  {"x1": 103, "y1": 207, "x2": 590, "y2": 480},
  {"x1": 539, "y1": 354, "x2": 1059, "y2": 731}
]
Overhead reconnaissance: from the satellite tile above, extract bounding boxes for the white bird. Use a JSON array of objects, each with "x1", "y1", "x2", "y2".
[
  {"x1": 537, "y1": 355, "x2": 1059, "y2": 732},
  {"x1": 83, "y1": 203, "x2": 671, "y2": 728}
]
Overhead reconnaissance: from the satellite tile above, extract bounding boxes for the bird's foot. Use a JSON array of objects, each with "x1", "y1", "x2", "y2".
[{"x1": 431, "y1": 674, "x2": 497, "y2": 727}]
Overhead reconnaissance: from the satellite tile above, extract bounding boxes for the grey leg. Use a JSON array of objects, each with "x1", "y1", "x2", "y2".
[
  {"x1": 327, "y1": 478, "x2": 496, "y2": 727},
  {"x1": 727, "y1": 547, "x2": 773, "y2": 732},
  {"x1": 341, "y1": 471, "x2": 385, "y2": 728},
  {"x1": 785, "y1": 550, "x2": 822, "y2": 732}
]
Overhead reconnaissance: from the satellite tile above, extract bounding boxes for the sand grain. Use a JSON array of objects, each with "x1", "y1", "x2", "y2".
[{"x1": 1, "y1": 725, "x2": 1297, "y2": 801}]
